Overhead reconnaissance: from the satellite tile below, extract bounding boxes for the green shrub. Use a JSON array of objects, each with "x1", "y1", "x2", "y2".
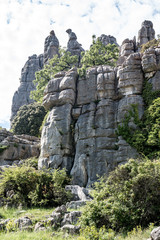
[
  {"x1": 80, "y1": 159, "x2": 160, "y2": 232},
  {"x1": 0, "y1": 166, "x2": 71, "y2": 207},
  {"x1": 78, "y1": 226, "x2": 115, "y2": 240},
  {"x1": 79, "y1": 36, "x2": 119, "y2": 76},
  {"x1": 22, "y1": 157, "x2": 38, "y2": 170},
  {"x1": 141, "y1": 38, "x2": 160, "y2": 53},
  {"x1": 11, "y1": 103, "x2": 47, "y2": 137},
  {"x1": 117, "y1": 97, "x2": 160, "y2": 158}
]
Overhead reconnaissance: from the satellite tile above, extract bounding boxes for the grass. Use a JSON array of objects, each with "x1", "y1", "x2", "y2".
[
  {"x1": 0, "y1": 208, "x2": 154, "y2": 240},
  {"x1": 0, "y1": 230, "x2": 76, "y2": 240},
  {"x1": 0, "y1": 207, "x2": 54, "y2": 224}
]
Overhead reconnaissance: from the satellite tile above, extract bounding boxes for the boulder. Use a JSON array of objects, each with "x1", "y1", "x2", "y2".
[
  {"x1": 150, "y1": 226, "x2": 160, "y2": 240},
  {"x1": 61, "y1": 224, "x2": 81, "y2": 234}
]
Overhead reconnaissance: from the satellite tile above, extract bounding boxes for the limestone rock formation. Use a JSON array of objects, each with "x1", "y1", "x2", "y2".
[
  {"x1": 98, "y1": 34, "x2": 118, "y2": 46},
  {"x1": 0, "y1": 129, "x2": 39, "y2": 166},
  {"x1": 66, "y1": 29, "x2": 84, "y2": 62},
  {"x1": 39, "y1": 61, "x2": 141, "y2": 186},
  {"x1": 138, "y1": 20, "x2": 155, "y2": 46},
  {"x1": 11, "y1": 54, "x2": 43, "y2": 121},
  {"x1": 11, "y1": 30, "x2": 59, "y2": 123},
  {"x1": 43, "y1": 30, "x2": 59, "y2": 64},
  {"x1": 38, "y1": 20, "x2": 160, "y2": 187}
]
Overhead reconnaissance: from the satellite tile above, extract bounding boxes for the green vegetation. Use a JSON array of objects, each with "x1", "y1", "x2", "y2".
[
  {"x1": 79, "y1": 158, "x2": 160, "y2": 233},
  {"x1": 117, "y1": 76, "x2": 160, "y2": 158},
  {"x1": 141, "y1": 38, "x2": 160, "y2": 53},
  {"x1": 11, "y1": 103, "x2": 47, "y2": 137},
  {"x1": 79, "y1": 35, "x2": 119, "y2": 76},
  {"x1": 21, "y1": 157, "x2": 38, "y2": 170},
  {"x1": 0, "y1": 166, "x2": 71, "y2": 207},
  {"x1": 0, "y1": 207, "x2": 154, "y2": 240},
  {"x1": 31, "y1": 47, "x2": 78, "y2": 103},
  {"x1": 31, "y1": 37, "x2": 119, "y2": 103}
]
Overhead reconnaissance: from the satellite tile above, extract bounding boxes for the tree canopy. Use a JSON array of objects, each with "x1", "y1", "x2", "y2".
[
  {"x1": 30, "y1": 47, "x2": 78, "y2": 103},
  {"x1": 11, "y1": 103, "x2": 47, "y2": 137},
  {"x1": 79, "y1": 35, "x2": 119, "y2": 76}
]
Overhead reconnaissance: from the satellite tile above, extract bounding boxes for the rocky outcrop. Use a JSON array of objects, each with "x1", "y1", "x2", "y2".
[
  {"x1": 11, "y1": 30, "x2": 59, "y2": 122},
  {"x1": 11, "y1": 54, "x2": 43, "y2": 121},
  {"x1": 43, "y1": 30, "x2": 59, "y2": 64},
  {"x1": 66, "y1": 29, "x2": 84, "y2": 63},
  {"x1": 98, "y1": 34, "x2": 118, "y2": 46},
  {"x1": 39, "y1": 62, "x2": 141, "y2": 186},
  {"x1": 138, "y1": 20, "x2": 155, "y2": 46},
  {"x1": 0, "y1": 129, "x2": 39, "y2": 166},
  {"x1": 38, "y1": 20, "x2": 160, "y2": 187}
]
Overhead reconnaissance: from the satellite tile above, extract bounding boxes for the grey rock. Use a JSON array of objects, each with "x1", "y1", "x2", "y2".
[
  {"x1": 34, "y1": 222, "x2": 46, "y2": 232},
  {"x1": 44, "y1": 30, "x2": 59, "y2": 64},
  {"x1": 61, "y1": 211, "x2": 81, "y2": 226},
  {"x1": 0, "y1": 130, "x2": 40, "y2": 166},
  {"x1": 66, "y1": 200, "x2": 87, "y2": 209},
  {"x1": 15, "y1": 216, "x2": 32, "y2": 230},
  {"x1": 66, "y1": 29, "x2": 84, "y2": 62},
  {"x1": 138, "y1": 20, "x2": 155, "y2": 46},
  {"x1": 38, "y1": 20, "x2": 160, "y2": 187},
  {"x1": 61, "y1": 224, "x2": 81, "y2": 234},
  {"x1": 65, "y1": 185, "x2": 91, "y2": 201},
  {"x1": 98, "y1": 34, "x2": 118, "y2": 46},
  {"x1": 51, "y1": 205, "x2": 67, "y2": 216},
  {"x1": 120, "y1": 39, "x2": 135, "y2": 57},
  {"x1": 11, "y1": 54, "x2": 43, "y2": 121},
  {"x1": 151, "y1": 226, "x2": 160, "y2": 240},
  {"x1": 0, "y1": 219, "x2": 10, "y2": 230}
]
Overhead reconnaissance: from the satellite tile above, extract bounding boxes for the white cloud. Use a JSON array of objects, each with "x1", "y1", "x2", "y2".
[{"x1": 0, "y1": 0, "x2": 160, "y2": 129}]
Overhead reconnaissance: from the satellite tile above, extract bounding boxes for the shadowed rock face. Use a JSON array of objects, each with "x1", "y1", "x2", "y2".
[{"x1": 11, "y1": 54, "x2": 44, "y2": 121}]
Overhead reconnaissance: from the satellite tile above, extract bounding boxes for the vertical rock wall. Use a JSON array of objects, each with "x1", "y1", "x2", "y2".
[
  {"x1": 11, "y1": 30, "x2": 59, "y2": 122},
  {"x1": 11, "y1": 54, "x2": 43, "y2": 121},
  {"x1": 39, "y1": 20, "x2": 160, "y2": 187}
]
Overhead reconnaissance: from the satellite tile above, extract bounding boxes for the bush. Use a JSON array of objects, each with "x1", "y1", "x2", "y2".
[
  {"x1": 11, "y1": 103, "x2": 47, "y2": 137},
  {"x1": 79, "y1": 35, "x2": 119, "y2": 76},
  {"x1": 0, "y1": 166, "x2": 71, "y2": 207},
  {"x1": 117, "y1": 97, "x2": 160, "y2": 158},
  {"x1": 80, "y1": 158, "x2": 160, "y2": 232}
]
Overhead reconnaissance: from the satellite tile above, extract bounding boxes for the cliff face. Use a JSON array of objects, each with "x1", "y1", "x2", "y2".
[
  {"x1": 11, "y1": 54, "x2": 43, "y2": 121},
  {"x1": 10, "y1": 20, "x2": 160, "y2": 187},
  {"x1": 11, "y1": 31, "x2": 59, "y2": 122},
  {"x1": 38, "y1": 20, "x2": 160, "y2": 187}
]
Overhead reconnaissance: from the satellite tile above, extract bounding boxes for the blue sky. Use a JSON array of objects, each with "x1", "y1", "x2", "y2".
[{"x1": 0, "y1": 0, "x2": 160, "y2": 129}]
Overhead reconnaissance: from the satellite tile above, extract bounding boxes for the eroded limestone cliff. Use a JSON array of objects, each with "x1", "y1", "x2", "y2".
[
  {"x1": 10, "y1": 20, "x2": 160, "y2": 187},
  {"x1": 38, "y1": 20, "x2": 160, "y2": 187}
]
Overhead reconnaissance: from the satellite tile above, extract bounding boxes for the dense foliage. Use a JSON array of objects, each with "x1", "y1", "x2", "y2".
[
  {"x1": 80, "y1": 159, "x2": 160, "y2": 232},
  {"x1": 117, "y1": 78, "x2": 160, "y2": 158},
  {"x1": 0, "y1": 165, "x2": 71, "y2": 207},
  {"x1": 141, "y1": 38, "x2": 160, "y2": 53},
  {"x1": 79, "y1": 35, "x2": 119, "y2": 76},
  {"x1": 11, "y1": 103, "x2": 47, "y2": 137},
  {"x1": 31, "y1": 48, "x2": 78, "y2": 103}
]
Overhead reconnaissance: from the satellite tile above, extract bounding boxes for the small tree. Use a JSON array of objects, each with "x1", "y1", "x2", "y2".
[
  {"x1": 11, "y1": 103, "x2": 47, "y2": 137},
  {"x1": 31, "y1": 47, "x2": 78, "y2": 103},
  {"x1": 79, "y1": 35, "x2": 119, "y2": 76}
]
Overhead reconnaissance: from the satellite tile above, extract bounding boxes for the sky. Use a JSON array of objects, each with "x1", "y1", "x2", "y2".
[{"x1": 0, "y1": 0, "x2": 160, "y2": 129}]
